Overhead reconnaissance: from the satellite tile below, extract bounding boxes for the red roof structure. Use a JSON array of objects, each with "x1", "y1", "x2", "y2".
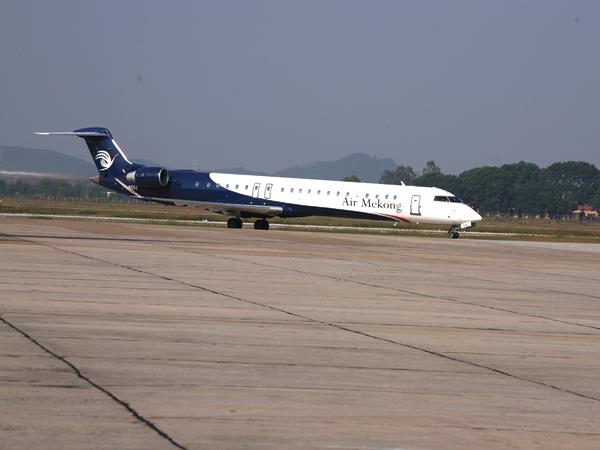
[{"x1": 576, "y1": 204, "x2": 595, "y2": 212}]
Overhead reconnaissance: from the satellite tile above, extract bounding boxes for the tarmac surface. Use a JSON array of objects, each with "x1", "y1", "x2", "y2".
[{"x1": 1, "y1": 218, "x2": 600, "y2": 450}]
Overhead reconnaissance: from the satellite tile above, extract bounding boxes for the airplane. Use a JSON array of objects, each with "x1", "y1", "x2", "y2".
[{"x1": 36, "y1": 127, "x2": 481, "y2": 238}]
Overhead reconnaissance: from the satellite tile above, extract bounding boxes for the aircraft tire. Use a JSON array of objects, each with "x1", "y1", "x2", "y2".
[
  {"x1": 227, "y1": 218, "x2": 243, "y2": 229},
  {"x1": 254, "y1": 219, "x2": 269, "y2": 230}
]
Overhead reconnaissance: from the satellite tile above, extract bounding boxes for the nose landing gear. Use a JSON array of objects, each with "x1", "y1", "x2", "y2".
[{"x1": 448, "y1": 225, "x2": 460, "y2": 239}]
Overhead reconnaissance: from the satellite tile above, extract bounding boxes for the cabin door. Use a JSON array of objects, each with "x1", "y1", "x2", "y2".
[
  {"x1": 410, "y1": 195, "x2": 421, "y2": 215},
  {"x1": 252, "y1": 183, "x2": 261, "y2": 198},
  {"x1": 264, "y1": 183, "x2": 273, "y2": 199}
]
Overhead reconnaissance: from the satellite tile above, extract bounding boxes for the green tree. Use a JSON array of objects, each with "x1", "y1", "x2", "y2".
[
  {"x1": 458, "y1": 166, "x2": 506, "y2": 213},
  {"x1": 591, "y1": 184, "x2": 600, "y2": 211},
  {"x1": 499, "y1": 162, "x2": 542, "y2": 215},
  {"x1": 540, "y1": 162, "x2": 600, "y2": 214},
  {"x1": 0, "y1": 178, "x2": 108, "y2": 200},
  {"x1": 422, "y1": 160, "x2": 441, "y2": 176},
  {"x1": 342, "y1": 175, "x2": 361, "y2": 182},
  {"x1": 380, "y1": 165, "x2": 416, "y2": 185}
]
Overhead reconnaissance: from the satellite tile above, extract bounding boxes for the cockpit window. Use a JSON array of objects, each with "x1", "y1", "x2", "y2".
[{"x1": 434, "y1": 195, "x2": 464, "y2": 203}]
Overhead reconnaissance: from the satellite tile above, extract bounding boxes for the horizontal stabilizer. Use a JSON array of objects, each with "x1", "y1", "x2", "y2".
[
  {"x1": 34, "y1": 131, "x2": 107, "y2": 137},
  {"x1": 35, "y1": 127, "x2": 130, "y2": 173}
]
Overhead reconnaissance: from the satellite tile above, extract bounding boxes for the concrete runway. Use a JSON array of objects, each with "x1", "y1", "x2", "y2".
[{"x1": 1, "y1": 218, "x2": 600, "y2": 450}]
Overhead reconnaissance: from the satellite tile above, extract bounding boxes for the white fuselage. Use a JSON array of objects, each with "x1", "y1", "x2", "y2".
[{"x1": 210, "y1": 173, "x2": 482, "y2": 226}]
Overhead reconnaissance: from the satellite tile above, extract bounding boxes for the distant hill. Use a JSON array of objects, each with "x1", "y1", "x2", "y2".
[
  {"x1": 0, "y1": 145, "x2": 95, "y2": 177},
  {"x1": 272, "y1": 153, "x2": 396, "y2": 182},
  {"x1": 0, "y1": 146, "x2": 397, "y2": 183},
  {"x1": 0, "y1": 146, "x2": 167, "y2": 179}
]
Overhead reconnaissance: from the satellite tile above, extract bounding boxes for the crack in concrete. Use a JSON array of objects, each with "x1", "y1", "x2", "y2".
[{"x1": 0, "y1": 314, "x2": 188, "y2": 450}]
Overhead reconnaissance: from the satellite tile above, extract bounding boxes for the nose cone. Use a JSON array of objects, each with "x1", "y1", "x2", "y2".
[
  {"x1": 459, "y1": 205, "x2": 481, "y2": 224},
  {"x1": 470, "y1": 208, "x2": 482, "y2": 223}
]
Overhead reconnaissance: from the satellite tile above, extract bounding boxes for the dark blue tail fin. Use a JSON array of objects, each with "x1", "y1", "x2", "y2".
[{"x1": 35, "y1": 127, "x2": 133, "y2": 176}]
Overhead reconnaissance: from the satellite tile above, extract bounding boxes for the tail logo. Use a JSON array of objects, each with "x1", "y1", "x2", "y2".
[{"x1": 95, "y1": 150, "x2": 117, "y2": 171}]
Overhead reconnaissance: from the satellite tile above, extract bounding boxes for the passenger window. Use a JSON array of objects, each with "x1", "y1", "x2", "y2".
[
  {"x1": 393, "y1": 195, "x2": 397, "y2": 200},
  {"x1": 245, "y1": 185, "x2": 249, "y2": 190},
  {"x1": 346, "y1": 192, "x2": 349, "y2": 196},
  {"x1": 308, "y1": 189, "x2": 311, "y2": 194},
  {"x1": 385, "y1": 194, "x2": 389, "y2": 199},
  {"x1": 299, "y1": 188, "x2": 303, "y2": 193},
  {"x1": 194, "y1": 181, "x2": 200, "y2": 187},
  {"x1": 375, "y1": 194, "x2": 379, "y2": 199},
  {"x1": 317, "y1": 190, "x2": 321, "y2": 195},
  {"x1": 336, "y1": 191, "x2": 340, "y2": 196},
  {"x1": 290, "y1": 188, "x2": 294, "y2": 193},
  {"x1": 281, "y1": 187, "x2": 284, "y2": 192},
  {"x1": 365, "y1": 193, "x2": 369, "y2": 198},
  {"x1": 327, "y1": 191, "x2": 331, "y2": 195},
  {"x1": 235, "y1": 184, "x2": 239, "y2": 189}
]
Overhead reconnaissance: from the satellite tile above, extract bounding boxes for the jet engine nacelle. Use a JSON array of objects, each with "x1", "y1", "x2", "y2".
[{"x1": 125, "y1": 167, "x2": 169, "y2": 188}]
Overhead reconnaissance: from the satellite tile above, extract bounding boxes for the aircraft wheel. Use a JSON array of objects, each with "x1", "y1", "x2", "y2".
[
  {"x1": 254, "y1": 219, "x2": 269, "y2": 230},
  {"x1": 448, "y1": 226, "x2": 459, "y2": 239},
  {"x1": 227, "y1": 218, "x2": 243, "y2": 229}
]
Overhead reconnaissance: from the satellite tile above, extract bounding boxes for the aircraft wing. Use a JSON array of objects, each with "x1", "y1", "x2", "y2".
[
  {"x1": 150, "y1": 197, "x2": 283, "y2": 217},
  {"x1": 112, "y1": 179, "x2": 283, "y2": 218}
]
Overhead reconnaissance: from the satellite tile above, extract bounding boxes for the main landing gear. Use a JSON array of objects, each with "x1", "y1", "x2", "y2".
[
  {"x1": 227, "y1": 217, "x2": 243, "y2": 229},
  {"x1": 226, "y1": 217, "x2": 270, "y2": 230},
  {"x1": 253, "y1": 218, "x2": 269, "y2": 230},
  {"x1": 448, "y1": 225, "x2": 460, "y2": 239}
]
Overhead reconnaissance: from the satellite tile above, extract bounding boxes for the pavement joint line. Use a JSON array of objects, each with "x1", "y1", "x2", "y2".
[
  {"x1": 0, "y1": 313, "x2": 189, "y2": 450},
  {"x1": 213, "y1": 254, "x2": 600, "y2": 333},
  {"x1": 133, "y1": 237, "x2": 600, "y2": 331},
  {"x1": 13, "y1": 233, "x2": 600, "y2": 405},
  {"x1": 332, "y1": 242, "x2": 600, "y2": 289},
  {"x1": 316, "y1": 249, "x2": 600, "y2": 295},
  {"x1": 68, "y1": 355, "x2": 484, "y2": 374},
  {"x1": 7, "y1": 309, "x2": 598, "y2": 336},
  {"x1": 331, "y1": 245, "x2": 600, "y2": 299},
  {"x1": 9, "y1": 230, "x2": 600, "y2": 288}
]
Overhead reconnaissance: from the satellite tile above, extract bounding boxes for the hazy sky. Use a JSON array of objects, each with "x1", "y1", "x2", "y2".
[{"x1": 1, "y1": 1, "x2": 599, "y2": 174}]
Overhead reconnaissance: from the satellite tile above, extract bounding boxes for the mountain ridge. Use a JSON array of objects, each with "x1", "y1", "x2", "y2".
[{"x1": 1, "y1": 146, "x2": 397, "y2": 183}]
